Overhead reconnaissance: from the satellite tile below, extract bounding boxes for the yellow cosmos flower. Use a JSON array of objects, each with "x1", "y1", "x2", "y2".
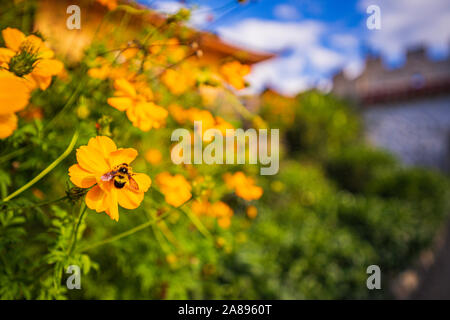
[
  {"x1": 223, "y1": 171, "x2": 263, "y2": 201},
  {"x1": 155, "y1": 172, "x2": 192, "y2": 207},
  {"x1": 68, "y1": 136, "x2": 151, "y2": 221},
  {"x1": 145, "y1": 148, "x2": 163, "y2": 165},
  {"x1": 0, "y1": 28, "x2": 64, "y2": 90},
  {"x1": 192, "y1": 200, "x2": 234, "y2": 229},
  {"x1": 219, "y1": 61, "x2": 251, "y2": 90},
  {"x1": 161, "y1": 67, "x2": 196, "y2": 95},
  {"x1": 107, "y1": 78, "x2": 168, "y2": 131},
  {"x1": 246, "y1": 205, "x2": 258, "y2": 219}
]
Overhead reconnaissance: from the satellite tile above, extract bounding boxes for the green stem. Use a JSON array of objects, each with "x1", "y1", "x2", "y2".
[
  {"x1": 78, "y1": 210, "x2": 173, "y2": 253},
  {"x1": 10, "y1": 196, "x2": 68, "y2": 211},
  {"x1": 2, "y1": 130, "x2": 79, "y2": 202},
  {"x1": 68, "y1": 202, "x2": 87, "y2": 256}
]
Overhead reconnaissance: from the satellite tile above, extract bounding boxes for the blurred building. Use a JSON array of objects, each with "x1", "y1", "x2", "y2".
[
  {"x1": 332, "y1": 47, "x2": 450, "y2": 171},
  {"x1": 33, "y1": 0, "x2": 274, "y2": 68}
]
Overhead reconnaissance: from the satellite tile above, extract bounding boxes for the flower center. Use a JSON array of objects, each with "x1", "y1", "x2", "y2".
[{"x1": 8, "y1": 43, "x2": 40, "y2": 77}]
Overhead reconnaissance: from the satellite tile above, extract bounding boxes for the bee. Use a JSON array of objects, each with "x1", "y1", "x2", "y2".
[{"x1": 101, "y1": 163, "x2": 139, "y2": 191}]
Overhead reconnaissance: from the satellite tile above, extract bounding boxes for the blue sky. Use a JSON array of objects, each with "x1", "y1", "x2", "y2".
[{"x1": 138, "y1": 0, "x2": 450, "y2": 95}]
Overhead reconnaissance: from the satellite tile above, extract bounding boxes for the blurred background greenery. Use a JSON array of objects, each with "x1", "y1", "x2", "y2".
[{"x1": 0, "y1": 0, "x2": 449, "y2": 300}]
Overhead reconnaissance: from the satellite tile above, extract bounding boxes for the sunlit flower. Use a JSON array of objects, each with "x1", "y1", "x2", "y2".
[
  {"x1": 219, "y1": 60, "x2": 250, "y2": 90},
  {"x1": 192, "y1": 199, "x2": 234, "y2": 229},
  {"x1": 223, "y1": 171, "x2": 263, "y2": 201},
  {"x1": 149, "y1": 38, "x2": 186, "y2": 64},
  {"x1": 145, "y1": 148, "x2": 162, "y2": 165},
  {"x1": 96, "y1": 0, "x2": 118, "y2": 10},
  {"x1": 161, "y1": 67, "x2": 195, "y2": 95},
  {"x1": 107, "y1": 78, "x2": 168, "y2": 131},
  {"x1": 68, "y1": 136, "x2": 151, "y2": 221},
  {"x1": 0, "y1": 28, "x2": 64, "y2": 90},
  {"x1": 155, "y1": 172, "x2": 192, "y2": 207},
  {"x1": 246, "y1": 205, "x2": 258, "y2": 219}
]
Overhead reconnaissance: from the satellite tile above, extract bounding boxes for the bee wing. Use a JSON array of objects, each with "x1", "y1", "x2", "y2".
[
  {"x1": 101, "y1": 171, "x2": 115, "y2": 181},
  {"x1": 128, "y1": 176, "x2": 139, "y2": 191}
]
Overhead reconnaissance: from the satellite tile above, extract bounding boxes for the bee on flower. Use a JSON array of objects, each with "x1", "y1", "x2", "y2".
[{"x1": 68, "y1": 136, "x2": 151, "y2": 221}]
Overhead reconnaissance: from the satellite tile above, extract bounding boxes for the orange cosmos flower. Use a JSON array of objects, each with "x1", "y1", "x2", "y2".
[
  {"x1": 155, "y1": 172, "x2": 192, "y2": 207},
  {"x1": 0, "y1": 28, "x2": 64, "y2": 90},
  {"x1": 68, "y1": 136, "x2": 151, "y2": 221},
  {"x1": 219, "y1": 61, "x2": 251, "y2": 90},
  {"x1": 223, "y1": 171, "x2": 263, "y2": 201},
  {"x1": 107, "y1": 78, "x2": 168, "y2": 131}
]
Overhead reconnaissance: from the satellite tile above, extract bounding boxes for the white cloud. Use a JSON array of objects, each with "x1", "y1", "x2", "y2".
[
  {"x1": 149, "y1": 1, "x2": 212, "y2": 28},
  {"x1": 359, "y1": 0, "x2": 450, "y2": 61},
  {"x1": 218, "y1": 19, "x2": 359, "y2": 95},
  {"x1": 273, "y1": 4, "x2": 301, "y2": 20}
]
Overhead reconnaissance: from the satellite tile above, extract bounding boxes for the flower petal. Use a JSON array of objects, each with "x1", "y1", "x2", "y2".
[
  {"x1": 113, "y1": 78, "x2": 136, "y2": 98},
  {"x1": 87, "y1": 136, "x2": 117, "y2": 158},
  {"x1": 0, "y1": 74, "x2": 30, "y2": 114},
  {"x1": 107, "y1": 97, "x2": 133, "y2": 111},
  {"x1": 109, "y1": 148, "x2": 138, "y2": 168},
  {"x1": 33, "y1": 59, "x2": 64, "y2": 77},
  {"x1": 68, "y1": 164, "x2": 97, "y2": 188},
  {"x1": 85, "y1": 185, "x2": 108, "y2": 212},
  {"x1": 0, "y1": 113, "x2": 18, "y2": 139},
  {"x1": 2, "y1": 28, "x2": 25, "y2": 52},
  {"x1": 107, "y1": 186, "x2": 119, "y2": 221},
  {"x1": 131, "y1": 173, "x2": 151, "y2": 192},
  {"x1": 118, "y1": 187, "x2": 144, "y2": 210},
  {"x1": 0, "y1": 48, "x2": 15, "y2": 63},
  {"x1": 76, "y1": 145, "x2": 110, "y2": 174}
]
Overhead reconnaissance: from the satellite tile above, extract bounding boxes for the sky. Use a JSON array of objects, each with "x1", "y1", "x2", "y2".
[{"x1": 138, "y1": 0, "x2": 450, "y2": 95}]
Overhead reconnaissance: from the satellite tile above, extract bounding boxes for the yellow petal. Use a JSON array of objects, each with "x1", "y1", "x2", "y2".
[
  {"x1": 131, "y1": 173, "x2": 151, "y2": 192},
  {"x1": 107, "y1": 186, "x2": 119, "y2": 221},
  {"x1": 2, "y1": 28, "x2": 25, "y2": 52},
  {"x1": 0, "y1": 74, "x2": 30, "y2": 114},
  {"x1": 68, "y1": 164, "x2": 97, "y2": 188},
  {"x1": 32, "y1": 59, "x2": 64, "y2": 77},
  {"x1": 76, "y1": 145, "x2": 110, "y2": 174},
  {"x1": 113, "y1": 78, "x2": 136, "y2": 98},
  {"x1": 87, "y1": 136, "x2": 117, "y2": 159},
  {"x1": 0, "y1": 113, "x2": 18, "y2": 139},
  {"x1": 118, "y1": 187, "x2": 144, "y2": 210},
  {"x1": 0, "y1": 48, "x2": 14, "y2": 63},
  {"x1": 85, "y1": 185, "x2": 108, "y2": 212},
  {"x1": 109, "y1": 148, "x2": 138, "y2": 168},
  {"x1": 107, "y1": 97, "x2": 133, "y2": 111}
]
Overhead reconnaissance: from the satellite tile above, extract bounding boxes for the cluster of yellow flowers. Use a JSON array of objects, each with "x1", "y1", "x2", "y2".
[
  {"x1": 0, "y1": 28, "x2": 63, "y2": 138},
  {"x1": 224, "y1": 171, "x2": 263, "y2": 201},
  {"x1": 219, "y1": 60, "x2": 251, "y2": 90},
  {"x1": 192, "y1": 199, "x2": 234, "y2": 229},
  {"x1": 155, "y1": 172, "x2": 192, "y2": 207},
  {"x1": 107, "y1": 78, "x2": 168, "y2": 131}
]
